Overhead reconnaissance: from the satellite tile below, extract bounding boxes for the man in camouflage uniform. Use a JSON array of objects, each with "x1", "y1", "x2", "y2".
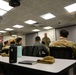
[
  {"x1": 50, "y1": 29, "x2": 76, "y2": 58},
  {"x1": 42, "y1": 33, "x2": 51, "y2": 47}
]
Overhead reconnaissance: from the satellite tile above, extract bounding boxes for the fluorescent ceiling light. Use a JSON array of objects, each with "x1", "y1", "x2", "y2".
[
  {"x1": 18, "y1": 36, "x2": 22, "y2": 37},
  {"x1": 43, "y1": 26, "x2": 53, "y2": 29},
  {"x1": 0, "y1": 9, "x2": 7, "y2": 16},
  {"x1": 5, "y1": 28, "x2": 14, "y2": 31},
  {"x1": 64, "y1": 3, "x2": 76, "y2": 13},
  {"x1": 32, "y1": 29, "x2": 40, "y2": 32},
  {"x1": 13, "y1": 25, "x2": 24, "y2": 28},
  {"x1": 0, "y1": 0, "x2": 13, "y2": 11},
  {"x1": 0, "y1": 30, "x2": 6, "y2": 33},
  {"x1": 24, "y1": 20, "x2": 37, "y2": 25},
  {"x1": 12, "y1": 35, "x2": 17, "y2": 37},
  {"x1": 40, "y1": 13, "x2": 55, "y2": 20}
]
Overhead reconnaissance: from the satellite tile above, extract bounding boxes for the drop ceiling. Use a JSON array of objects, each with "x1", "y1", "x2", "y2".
[{"x1": 0, "y1": 0, "x2": 76, "y2": 35}]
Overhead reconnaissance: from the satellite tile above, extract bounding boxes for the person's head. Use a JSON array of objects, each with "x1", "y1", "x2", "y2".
[
  {"x1": 10, "y1": 41, "x2": 15, "y2": 45},
  {"x1": 44, "y1": 33, "x2": 47, "y2": 37},
  {"x1": 4, "y1": 40, "x2": 9, "y2": 45},
  {"x1": 16, "y1": 37, "x2": 22, "y2": 45},
  {"x1": 35, "y1": 36, "x2": 41, "y2": 42},
  {"x1": 60, "y1": 29, "x2": 69, "y2": 38},
  {"x1": 4, "y1": 41, "x2": 8, "y2": 45}
]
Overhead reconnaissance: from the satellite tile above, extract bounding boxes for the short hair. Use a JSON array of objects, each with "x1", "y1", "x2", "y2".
[
  {"x1": 16, "y1": 37, "x2": 22, "y2": 43},
  {"x1": 4, "y1": 41, "x2": 8, "y2": 45},
  {"x1": 60, "y1": 29, "x2": 69, "y2": 38},
  {"x1": 35, "y1": 36, "x2": 40, "y2": 41},
  {"x1": 10, "y1": 41, "x2": 15, "y2": 45}
]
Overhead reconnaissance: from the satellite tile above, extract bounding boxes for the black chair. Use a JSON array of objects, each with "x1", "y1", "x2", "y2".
[
  {"x1": 49, "y1": 47, "x2": 73, "y2": 59},
  {"x1": 22, "y1": 46, "x2": 34, "y2": 56},
  {"x1": 2, "y1": 49, "x2": 9, "y2": 54}
]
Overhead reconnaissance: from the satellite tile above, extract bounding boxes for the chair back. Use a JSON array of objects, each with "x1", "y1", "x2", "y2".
[
  {"x1": 22, "y1": 46, "x2": 48, "y2": 57},
  {"x1": 22, "y1": 46, "x2": 34, "y2": 56},
  {"x1": 49, "y1": 47, "x2": 73, "y2": 59}
]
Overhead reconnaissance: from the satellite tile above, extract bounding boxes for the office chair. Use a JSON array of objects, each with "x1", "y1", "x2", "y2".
[
  {"x1": 22, "y1": 46, "x2": 34, "y2": 56},
  {"x1": 49, "y1": 47, "x2": 73, "y2": 59},
  {"x1": 2, "y1": 49, "x2": 9, "y2": 54}
]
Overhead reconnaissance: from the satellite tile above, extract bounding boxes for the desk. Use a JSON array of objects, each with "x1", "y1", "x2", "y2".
[{"x1": 0, "y1": 56, "x2": 76, "y2": 75}]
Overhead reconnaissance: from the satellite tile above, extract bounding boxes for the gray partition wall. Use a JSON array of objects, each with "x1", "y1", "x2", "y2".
[
  {"x1": 55, "y1": 25, "x2": 76, "y2": 43},
  {"x1": 26, "y1": 32, "x2": 38, "y2": 46}
]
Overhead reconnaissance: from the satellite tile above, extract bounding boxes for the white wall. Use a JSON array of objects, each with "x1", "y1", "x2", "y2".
[
  {"x1": 3, "y1": 36, "x2": 15, "y2": 42},
  {"x1": 38, "y1": 29, "x2": 56, "y2": 43}
]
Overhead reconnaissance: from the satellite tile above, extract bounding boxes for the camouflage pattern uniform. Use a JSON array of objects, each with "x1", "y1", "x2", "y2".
[
  {"x1": 50, "y1": 37, "x2": 76, "y2": 58},
  {"x1": 42, "y1": 37, "x2": 51, "y2": 47}
]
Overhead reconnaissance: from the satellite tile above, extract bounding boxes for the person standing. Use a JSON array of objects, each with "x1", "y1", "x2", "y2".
[{"x1": 42, "y1": 33, "x2": 51, "y2": 47}]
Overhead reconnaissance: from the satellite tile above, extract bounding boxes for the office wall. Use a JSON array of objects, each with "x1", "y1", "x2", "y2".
[
  {"x1": 3, "y1": 36, "x2": 15, "y2": 42},
  {"x1": 38, "y1": 29, "x2": 56, "y2": 43},
  {"x1": 55, "y1": 25, "x2": 76, "y2": 43},
  {"x1": 26, "y1": 33, "x2": 38, "y2": 46}
]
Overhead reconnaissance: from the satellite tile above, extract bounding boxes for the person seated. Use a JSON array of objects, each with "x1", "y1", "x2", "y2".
[
  {"x1": 50, "y1": 29, "x2": 76, "y2": 58},
  {"x1": 42, "y1": 41, "x2": 50, "y2": 55},
  {"x1": 16, "y1": 37, "x2": 22, "y2": 46},
  {"x1": 34, "y1": 36, "x2": 49, "y2": 56},
  {"x1": 2, "y1": 40, "x2": 10, "y2": 50},
  {"x1": 2, "y1": 40, "x2": 10, "y2": 54}
]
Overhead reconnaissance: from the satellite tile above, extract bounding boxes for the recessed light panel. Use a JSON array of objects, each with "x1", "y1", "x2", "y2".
[
  {"x1": 5, "y1": 28, "x2": 14, "y2": 31},
  {"x1": 0, "y1": 9, "x2": 7, "y2": 16},
  {"x1": 12, "y1": 35, "x2": 17, "y2": 37},
  {"x1": 40, "y1": 13, "x2": 55, "y2": 20},
  {"x1": 0, "y1": 0, "x2": 13, "y2": 11},
  {"x1": 43, "y1": 26, "x2": 53, "y2": 29},
  {"x1": 24, "y1": 20, "x2": 37, "y2": 25},
  {"x1": 64, "y1": 3, "x2": 76, "y2": 13},
  {"x1": 13, "y1": 25, "x2": 24, "y2": 28},
  {"x1": 0, "y1": 30, "x2": 6, "y2": 33},
  {"x1": 32, "y1": 29, "x2": 40, "y2": 32}
]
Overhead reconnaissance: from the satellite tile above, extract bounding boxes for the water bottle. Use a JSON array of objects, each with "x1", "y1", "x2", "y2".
[
  {"x1": 9, "y1": 44, "x2": 17, "y2": 63},
  {"x1": 17, "y1": 46, "x2": 22, "y2": 57}
]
